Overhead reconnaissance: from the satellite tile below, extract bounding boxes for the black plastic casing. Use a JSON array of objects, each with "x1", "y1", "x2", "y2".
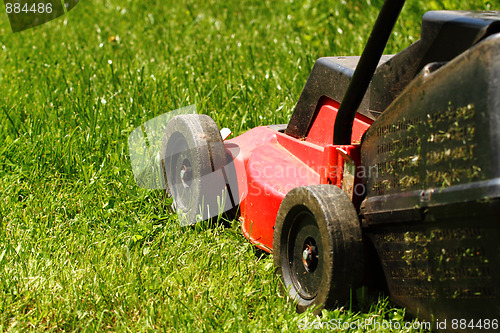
[{"x1": 361, "y1": 12, "x2": 500, "y2": 327}]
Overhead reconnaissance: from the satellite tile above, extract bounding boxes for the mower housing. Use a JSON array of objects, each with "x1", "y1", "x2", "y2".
[
  {"x1": 225, "y1": 10, "x2": 500, "y2": 325},
  {"x1": 360, "y1": 12, "x2": 500, "y2": 322}
]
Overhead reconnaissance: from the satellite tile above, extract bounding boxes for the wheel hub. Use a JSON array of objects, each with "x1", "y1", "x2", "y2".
[
  {"x1": 302, "y1": 238, "x2": 318, "y2": 272},
  {"x1": 286, "y1": 209, "x2": 323, "y2": 300},
  {"x1": 179, "y1": 159, "x2": 192, "y2": 189}
]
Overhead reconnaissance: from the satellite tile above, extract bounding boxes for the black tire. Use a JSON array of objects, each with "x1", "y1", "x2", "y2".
[
  {"x1": 161, "y1": 114, "x2": 229, "y2": 225},
  {"x1": 273, "y1": 185, "x2": 364, "y2": 313}
]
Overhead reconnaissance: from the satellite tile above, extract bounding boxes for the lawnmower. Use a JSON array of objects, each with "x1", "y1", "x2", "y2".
[{"x1": 160, "y1": 0, "x2": 500, "y2": 328}]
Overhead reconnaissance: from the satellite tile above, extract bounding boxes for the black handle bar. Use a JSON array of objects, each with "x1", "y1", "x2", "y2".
[{"x1": 333, "y1": 0, "x2": 406, "y2": 145}]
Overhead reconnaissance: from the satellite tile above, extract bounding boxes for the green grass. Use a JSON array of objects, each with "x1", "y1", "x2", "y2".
[{"x1": 0, "y1": 0, "x2": 495, "y2": 331}]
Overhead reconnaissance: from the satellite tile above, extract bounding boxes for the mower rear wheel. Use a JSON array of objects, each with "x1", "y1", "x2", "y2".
[
  {"x1": 273, "y1": 185, "x2": 364, "y2": 313},
  {"x1": 161, "y1": 114, "x2": 227, "y2": 225}
]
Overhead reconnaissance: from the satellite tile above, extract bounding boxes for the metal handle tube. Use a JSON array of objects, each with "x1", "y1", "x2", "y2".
[{"x1": 333, "y1": 0, "x2": 406, "y2": 145}]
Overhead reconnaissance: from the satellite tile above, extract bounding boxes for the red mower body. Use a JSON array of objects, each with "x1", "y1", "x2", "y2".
[{"x1": 227, "y1": 98, "x2": 372, "y2": 251}]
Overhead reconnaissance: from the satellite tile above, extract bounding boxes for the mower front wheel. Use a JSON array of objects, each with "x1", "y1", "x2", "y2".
[
  {"x1": 161, "y1": 114, "x2": 228, "y2": 225},
  {"x1": 273, "y1": 185, "x2": 364, "y2": 313}
]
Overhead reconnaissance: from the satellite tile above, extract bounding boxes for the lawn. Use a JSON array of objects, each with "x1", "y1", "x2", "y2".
[{"x1": 0, "y1": 0, "x2": 494, "y2": 331}]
